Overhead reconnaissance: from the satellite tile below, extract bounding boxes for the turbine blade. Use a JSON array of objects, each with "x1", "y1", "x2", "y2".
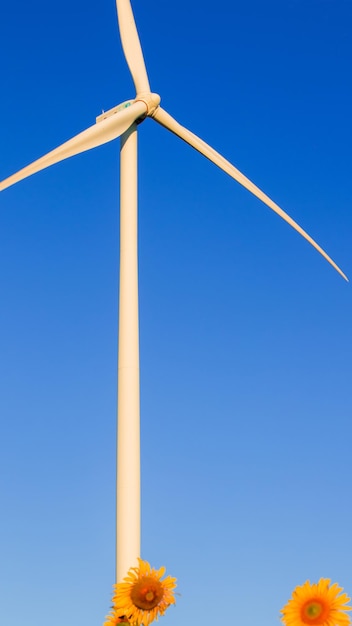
[
  {"x1": 153, "y1": 106, "x2": 347, "y2": 281},
  {"x1": 116, "y1": 0, "x2": 150, "y2": 94},
  {"x1": 0, "y1": 100, "x2": 147, "y2": 192}
]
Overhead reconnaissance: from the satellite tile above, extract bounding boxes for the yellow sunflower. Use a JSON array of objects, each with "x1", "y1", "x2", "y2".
[
  {"x1": 281, "y1": 579, "x2": 352, "y2": 626},
  {"x1": 104, "y1": 613, "x2": 130, "y2": 626},
  {"x1": 106, "y1": 558, "x2": 176, "y2": 626}
]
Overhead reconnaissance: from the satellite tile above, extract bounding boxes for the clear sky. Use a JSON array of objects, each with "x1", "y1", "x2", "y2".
[{"x1": 0, "y1": 1, "x2": 351, "y2": 625}]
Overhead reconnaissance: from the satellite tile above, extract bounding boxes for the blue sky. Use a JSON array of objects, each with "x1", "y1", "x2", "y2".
[{"x1": 0, "y1": 1, "x2": 351, "y2": 625}]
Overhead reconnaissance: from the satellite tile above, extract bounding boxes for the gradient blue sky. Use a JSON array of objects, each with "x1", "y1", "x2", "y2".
[{"x1": 1, "y1": 1, "x2": 351, "y2": 625}]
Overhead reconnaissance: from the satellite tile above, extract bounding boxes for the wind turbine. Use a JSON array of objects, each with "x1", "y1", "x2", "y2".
[{"x1": 0, "y1": 0, "x2": 347, "y2": 587}]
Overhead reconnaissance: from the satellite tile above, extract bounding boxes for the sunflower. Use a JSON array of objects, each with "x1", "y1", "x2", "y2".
[
  {"x1": 281, "y1": 579, "x2": 352, "y2": 626},
  {"x1": 105, "y1": 559, "x2": 177, "y2": 626},
  {"x1": 104, "y1": 614, "x2": 130, "y2": 626}
]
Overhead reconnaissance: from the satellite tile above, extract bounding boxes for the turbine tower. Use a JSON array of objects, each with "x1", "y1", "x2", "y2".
[{"x1": 0, "y1": 0, "x2": 347, "y2": 585}]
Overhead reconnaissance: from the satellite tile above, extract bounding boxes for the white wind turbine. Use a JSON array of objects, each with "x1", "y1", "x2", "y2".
[{"x1": 1, "y1": 0, "x2": 347, "y2": 585}]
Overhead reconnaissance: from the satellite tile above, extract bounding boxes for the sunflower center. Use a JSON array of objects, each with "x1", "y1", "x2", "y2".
[
  {"x1": 131, "y1": 576, "x2": 164, "y2": 610},
  {"x1": 301, "y1": 599, "x2": 329, "y2": 624}
]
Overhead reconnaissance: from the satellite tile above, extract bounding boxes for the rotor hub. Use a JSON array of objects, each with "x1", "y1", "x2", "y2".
[{"x1": 134, "y1": 92, "x2": 161, "y2": 117}]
